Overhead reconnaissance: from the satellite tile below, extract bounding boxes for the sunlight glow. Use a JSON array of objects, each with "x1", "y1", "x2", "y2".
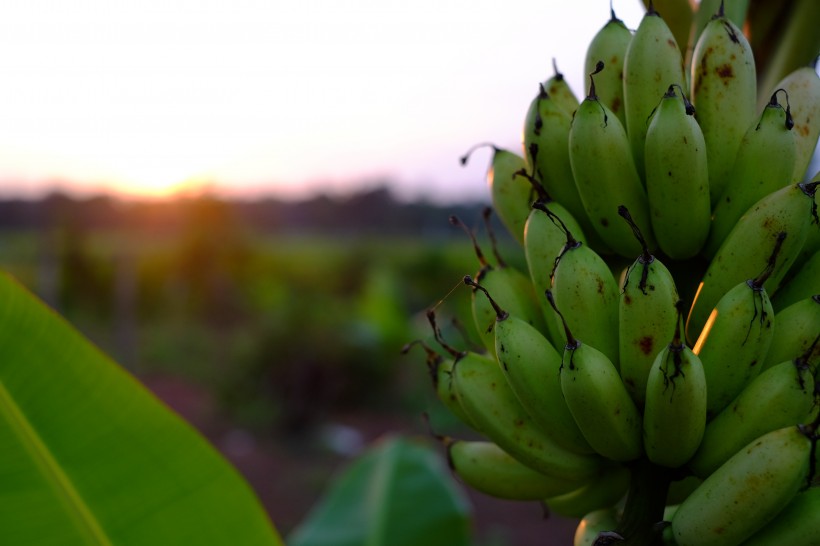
[{"x1": 693, "y1": 308, "x2": 718, "y2": 355}]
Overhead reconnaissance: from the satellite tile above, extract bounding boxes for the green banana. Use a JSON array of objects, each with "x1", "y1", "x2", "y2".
[
  {"x1": 623, "y1": 4, "x2": 686, "y2": 181},
  {"x1": 451, "y1": 214, "x2": 545, "y2": 356},
  {"x1": 450, "y1": 344, "x2": 601, "y2": 481},
  {"x1": 705, "y1": 89, "x2": 797, "y2": 257},
  {"x1": 465, "y1": 276, "x2": 593, "y2": 454},
  {"x1": 643, "y1": 84, "x2": 711, "y2": 259},
  {"x1": 523, "y1": 193, "x2": 586, "y2": 349},
  {"x1": 545, "y1": 464, "x2": 630, "y2": 519},
  {"x1": 640, "y1": 0, "x2": 693, "y2": 63},
  {"x1": 573, "y1": 507, "x2": 620, "y2": 546},
  {"x1": 741, "y1": 486, "x2": 820, "y2": 546},
  {"x1": 690, "y1": 1, "x2": 757, "y2": 205},
  {"x1": 444, "y1": 438, "x2": 584, "y2": 501},
  {"x1": 584, "y1": 7, "x2": 632, "y2": 127},
  {"x1": 771, "y1": 250, "x2": 820, "y2": 313},
  {"x1": 643, "y1": 301, "x2": 707, "y2": 468},
  {"x1": 543, "y1": 59, "x2": 580, "y2": 116},
  {"x1": 522, "y1": 89, "x2": 604, "y2": 252},
  {"x1": 688, "y1": 345, "x2": 817, "y2": 479},
  {"x1": 568, "y1": 61, "x2": 656, "y2": 258},
  {"x1": 763, "y1": 295, "x2": 820, "y2": 370},
  {"x1": 617, "y1": 206, "x2": 679, "y2": 406},
  {"x1": 686, "y1": 182, "x2": 820, "y2": 341},
  {"x1": 549, "y1": 210, "x2": 620, "y2": 367},
  {"x1": 670, "y1": 424, "x2": 815, "y2": 546},
  {"x1": 687, "y1": 0, "x2": 751, "y2": 69},
  {"x1": 460, "y1": 144, "x2": 531, "y2": 245},
  {"x1": 692, "y1": 232, "x2": 783, "y2": 417},
  {"x1": 770, "y1": 64, "x2": 820, "y2": 184},
  {"x1": 425, "y1": 5, "x2": 820, "y2": 543},
  {"x1": 402, "y1": 337, "x2": 481, "y2": 433},
  {"x1": 547, "y1": 290, "x2": 643, "y2": 462}
]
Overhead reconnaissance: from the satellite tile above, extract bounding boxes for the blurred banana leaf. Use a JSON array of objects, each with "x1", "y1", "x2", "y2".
[
  {"x1": 288, "y1": 435, "x2": 472, "y2": 546},
  {"x1": 0, "y1": 272, "x2": 282, "y2": 545}
]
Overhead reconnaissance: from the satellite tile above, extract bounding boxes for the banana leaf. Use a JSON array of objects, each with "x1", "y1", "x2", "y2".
[
  {"x1": 287, "y1": 435, "x2": 472, "y2": 546},
  {"x1": 0, "y1": 272, "x2": 283, "y2": 545}
]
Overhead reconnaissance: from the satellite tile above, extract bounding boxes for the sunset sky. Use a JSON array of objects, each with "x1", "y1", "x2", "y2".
[{"x1": 3, "y1": 0, "x2": 805, "y2": 204}]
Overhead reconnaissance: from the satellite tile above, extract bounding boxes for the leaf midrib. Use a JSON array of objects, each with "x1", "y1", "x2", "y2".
[{"x1": 0, "y1": 379, "x2": 112, "y2": 546}]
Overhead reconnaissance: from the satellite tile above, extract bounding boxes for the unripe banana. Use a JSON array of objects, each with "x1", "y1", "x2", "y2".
[
  {"x1": 543, "y1": 60, "x2": 580, "y2": 116},
  {"x1": 771, "y1": 64, "x2": 820, "y2": 184},
  {"x1": 461, "y1": 144, "x2": 531, "y2": 245},
  {"x1": 548, "y1": 291, "x2": 643, "y2": 462},
  {"x1": 687, "y1": 0, "x2": 750, "y2": 67},
  {"x1": 671, "y1": 425, "x2": 815, "y2": 546},
  {"x1": 763, "y1": 295, "x2": 820, "y2": 370},
  {"x1": 693, "y1": 232, "x2": 783, "y2": 417},
  {"x1": 568, "y1": 62, "x2": 655, "y2": 258},
  {"x1": 623, "y1": 5, "x2": 686, "y2": 181},
  {"x1": 643, "y1": 302, "x2": 707, "y2": 468},
  {"x1": 618, "y1": 207, "x2": 680, "y2": 406},
  {"x1": 466, "y1": 276, "x2": 593, "y2": 455},
  {"x1": 705, "y1": 90, "x2": 797, "y2": 257},
  {"x1": 549, "y1": 216, "x2": 620, "y2": 367},
  {"x1": 451, "y1": 214, "x2": 546, "y2": 356},
  {"x1": 584, "y1": 8, "x2": 632, "y2": 127},
  {"x1": 402, "y1": 337, "x2": 481, "y2": 433},
  {"x1": 573, "y1": 507, "x2": 620, "y2": 546},
  {"x1": 644, "y1": 84, "x2": 710, "y2": 259},
  {"x1": 688, "y1": 351, "x2": 816, "y2": 479},
  {"x1": 450, "y1": 345, "x2": 601, "y2": 481},
  {"x1": 640, "y1": 0, "x2": 693, "y2": 65},
  {"x1": 771, "y1": 250, "x2": 820, "y2": 314},
  {"x1": 523, "y1": 197, "x2": 586, "y2": 349},
  {"x1": 445, "y1": 438, "x2": 584, "y2": 500},
  {"x1": 686, "y1": 182, "x2": 819, "y2": 341},
  {"x1": 522, "y1": 91, "x2": 607, "y2": 254},
  {"x1": 545, "y1": 465, "x2": 630, "y2": 519},
  {"x1": 690, "y1": 2, "x2": 757, "y2": 205},
  {"x1": 741, "y1": 486, "x2": 820, "y2": 546},
  {"x1": 470, "y1": 264, "x2": 544, "y2": 358}
]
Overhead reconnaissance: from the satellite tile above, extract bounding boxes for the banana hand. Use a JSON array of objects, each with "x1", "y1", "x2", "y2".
[{"x1": 671, "y1": 425, "x2": 815, "y2": 546}]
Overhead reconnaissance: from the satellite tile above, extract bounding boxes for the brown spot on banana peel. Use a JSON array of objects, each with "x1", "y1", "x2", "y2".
[
  {"x1": 717, "y1": 64, "x2": 733, "y2": 81},
  {"x1": 796, "y1": 124, "x2": 810, "y2": 137},
  {"x1": 639, "y1": 336, "x2": 654, "y2": 355}
]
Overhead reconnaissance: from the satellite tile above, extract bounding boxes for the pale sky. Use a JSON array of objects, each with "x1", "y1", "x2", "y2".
[{"x1": 0, "y1": 1, "x2": 656, "y2": 202}]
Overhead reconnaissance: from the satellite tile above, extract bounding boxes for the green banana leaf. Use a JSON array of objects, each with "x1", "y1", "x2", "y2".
[
  {"x1": 287, "y1": 435, "x2": 472, "y2": 546},
  {"x1": 0, "y1": 272, "x2": 283, "y2": 545}
]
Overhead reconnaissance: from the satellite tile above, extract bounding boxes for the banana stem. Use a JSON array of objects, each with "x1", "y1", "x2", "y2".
[{"x1": 613, "y1": 458, "x2": 672, "y2": 546}]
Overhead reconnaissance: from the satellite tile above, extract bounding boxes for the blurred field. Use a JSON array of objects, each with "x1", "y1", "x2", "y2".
[{"x1": 0, "y1": 190, "x2": 578, "y2": 545}]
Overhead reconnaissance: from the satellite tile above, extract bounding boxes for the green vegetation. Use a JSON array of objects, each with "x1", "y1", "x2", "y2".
[{"x1": 0, "y1": 190, "x2": 499, "y2": 437}]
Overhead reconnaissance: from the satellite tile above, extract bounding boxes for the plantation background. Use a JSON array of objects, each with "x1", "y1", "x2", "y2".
[{"x1": 0, "y1": 187, "x2": 579, "y2": 545}]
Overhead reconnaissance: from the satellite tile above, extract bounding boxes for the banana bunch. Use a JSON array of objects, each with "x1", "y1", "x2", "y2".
[{"x1": 408, "y1": 1, "x2": 820, "y2": 544}]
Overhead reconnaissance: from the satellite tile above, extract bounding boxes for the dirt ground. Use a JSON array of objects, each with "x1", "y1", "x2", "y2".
[{"x1": 144, "y1": 375, "x2": 581, "y2": 546}]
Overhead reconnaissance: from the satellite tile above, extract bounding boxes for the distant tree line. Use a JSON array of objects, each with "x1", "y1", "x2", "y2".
[{"x1": 0, "y1": 186, "x2": 498, "y2": 239}]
